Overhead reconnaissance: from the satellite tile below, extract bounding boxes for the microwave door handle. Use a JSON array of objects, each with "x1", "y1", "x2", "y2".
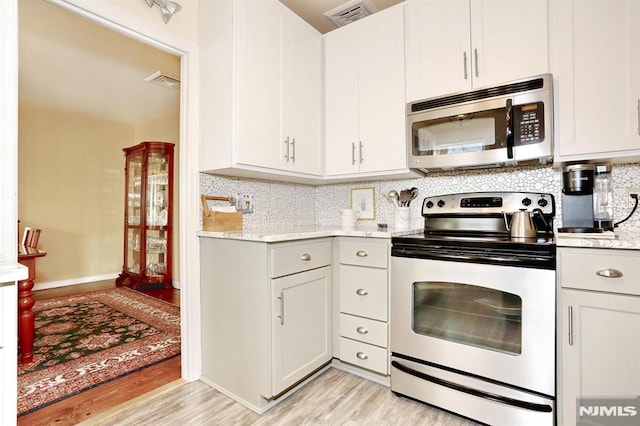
[{"x1": 506, "y1": 98, "x2": 514, "y2": 159}]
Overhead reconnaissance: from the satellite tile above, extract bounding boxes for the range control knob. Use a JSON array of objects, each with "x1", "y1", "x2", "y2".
[
  {"x1": 538, "y1": 198, "x2": 548, "y2": 208},
  {"x1": 425, "y1": 201, "x2": 434, "y2": 209},
  {"x1": 521, "y1": 197, "x2": 532, "y2": 206},
  {"x1": 437, "y1": 200, "x2": 445, "y2": 208}
]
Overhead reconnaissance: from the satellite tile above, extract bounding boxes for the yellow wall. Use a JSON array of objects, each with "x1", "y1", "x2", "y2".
[{"x1": 18, "y1": 101, "x2": 180, "y2": 287}]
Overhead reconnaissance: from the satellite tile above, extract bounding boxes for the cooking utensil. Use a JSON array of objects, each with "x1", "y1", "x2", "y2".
[
  {"x1": 387, "y1": 190, "x2": 400, "y2": 208},
  {"x1": 399, "y1": 188, "x2": 419, "y2": 206}
]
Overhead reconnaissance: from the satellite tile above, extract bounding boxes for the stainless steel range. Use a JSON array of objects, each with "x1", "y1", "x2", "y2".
[{"x1": 390, "y1": 192, "x2": 556, "y2": 426}]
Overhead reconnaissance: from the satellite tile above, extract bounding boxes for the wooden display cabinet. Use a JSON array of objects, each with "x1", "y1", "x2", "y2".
[{"x1": 116, "y1": 141, "x2": 174, "y2": 289}]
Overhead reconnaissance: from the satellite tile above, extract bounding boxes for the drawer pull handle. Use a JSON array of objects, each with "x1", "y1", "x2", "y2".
[
  {"x1": 356, "y1": 250, "x2": 368, "y2": 257},
  {"x1": 300, "y1": 253, "x2": 311, "y2": 261},
  {"x1": 356, "y1": 326, "x2": 368, "y2": 334},
  {"x1": 596, "y1": 268, "x2": 623, "y2": 278},
  {"x1": 356, "y1": 352, "x2": 368, "y2": 360},
  {"x1": 356, "y1": 288, "x2": 368, "y2": 296}
]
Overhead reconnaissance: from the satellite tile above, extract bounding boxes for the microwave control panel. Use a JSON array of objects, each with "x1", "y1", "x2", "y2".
[{"x1": 514, "y1": 102, "x2": 545, "y2": 144}]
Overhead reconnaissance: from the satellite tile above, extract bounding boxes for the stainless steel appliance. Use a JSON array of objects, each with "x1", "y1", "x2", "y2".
[
  {"x1": 407, "y1": 74, "x2": 553, "y2": 172},
  {"x1": 390, "y1": 192, "x2": 556, "y2": 426}
]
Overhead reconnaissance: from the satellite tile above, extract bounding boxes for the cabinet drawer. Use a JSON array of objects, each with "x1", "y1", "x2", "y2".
[
  {"x1": 340, "y1": 313, "x2": 387, "y2": 348},
  {"x1": 559, "y1": 248, "x2": 640, "y2": 296},
  {"x1": 270, "y1": 240, "x2": 332, "y2": 278},
  {"x1": 340, "y1": 337, "x2": 388, "y2": 375},
  {"x1": 339, "y1": 265, "x2": 387, "y2": 321},
  {"x1": 339, "y1": 239, "x2": 388, "y2": 268}
]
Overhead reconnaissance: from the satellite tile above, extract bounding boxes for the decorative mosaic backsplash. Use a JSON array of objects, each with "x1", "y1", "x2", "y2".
[{"x1": 200, "y1": 162, "x2": 640, "y2": 232}]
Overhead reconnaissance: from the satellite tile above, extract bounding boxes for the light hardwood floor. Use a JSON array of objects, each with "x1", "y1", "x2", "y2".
[{"x1": 86, "y1": 367, "x2": 480, "y2": 425}]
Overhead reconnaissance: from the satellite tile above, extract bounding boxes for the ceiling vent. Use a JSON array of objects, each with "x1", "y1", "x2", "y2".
[
  {"x1": 144, "y1": 71, "x2": 180, "y2": 90},
  {"x1": 324, "y1": 0, "x2": 377, "y2": 28}
]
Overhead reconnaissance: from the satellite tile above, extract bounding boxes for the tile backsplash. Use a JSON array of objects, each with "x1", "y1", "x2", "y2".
[{"x1": 200, "y1": 162, "x2": 640, "y2": 232}]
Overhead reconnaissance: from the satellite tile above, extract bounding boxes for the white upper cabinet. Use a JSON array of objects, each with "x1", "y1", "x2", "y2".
[
  {"x1": 553, "y1": 0, "x2": 640, "y2": 163},
  {"x1": 200, "y1": 0, "x2": 323, "y2": 180},
  {"x1": 405, "y1": 0, "x2": 549, "y2": 102},
  {"x1": 324, "y1": 4, "x2": 408, "y2": 176}
]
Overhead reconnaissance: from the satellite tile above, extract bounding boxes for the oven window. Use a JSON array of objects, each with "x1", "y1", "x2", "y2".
[{"x1": 412, "y1": 281, "x2": 522, "y2": 355}]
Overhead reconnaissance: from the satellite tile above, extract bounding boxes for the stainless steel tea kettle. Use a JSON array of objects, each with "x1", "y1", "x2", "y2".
[{"x1": 503, "y1": 208, "x2": 549, "y2": 239}]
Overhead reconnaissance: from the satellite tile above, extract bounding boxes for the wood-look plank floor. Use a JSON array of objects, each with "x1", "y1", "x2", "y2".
[
  {"x1": 89, "y1": 368, "x2": 480, "y2": 425},
  {"x1": 18, "y1": 280, "x2": 181, "y2": 425}
]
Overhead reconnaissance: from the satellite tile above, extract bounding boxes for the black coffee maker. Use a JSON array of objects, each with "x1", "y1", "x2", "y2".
[{"x1": 559, "y1": 163, "x2": 614, "y2": 232}]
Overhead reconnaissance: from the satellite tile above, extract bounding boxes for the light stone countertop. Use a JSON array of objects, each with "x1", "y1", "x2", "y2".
[
  {"x1": 0, "y1": 260, "x2": 27, "y2": 283},
  {"x1": 555, "y1": 230, "x2": 640, "y2": 250},
  {"x1": 197, "y1": 225, "x2": 422, "y2": 243},
  {"x1": 198, "y1": 225, "x2": 640, "y2": 249}
]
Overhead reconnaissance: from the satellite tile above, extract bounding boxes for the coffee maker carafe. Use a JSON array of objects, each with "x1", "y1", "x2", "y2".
[{"x1": 560, "y1": 163, "x2": 613, "y2": 232}]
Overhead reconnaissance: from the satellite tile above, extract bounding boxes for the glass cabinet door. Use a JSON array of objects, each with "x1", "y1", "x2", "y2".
[
  {"x1": 117, "y1": 142, "x2": 174, "y2": 289},
  {"x1": 125, "y1": 155, "x2": 142, "y2": 275}
]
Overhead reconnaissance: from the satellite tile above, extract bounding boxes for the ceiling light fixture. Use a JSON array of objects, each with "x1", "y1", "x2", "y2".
[{"x1": 144, "y1": 0, "x2": 182, "y2": 24}]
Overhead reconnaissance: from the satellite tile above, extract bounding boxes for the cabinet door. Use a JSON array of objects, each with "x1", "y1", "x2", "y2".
[
  {"x1": 405, "y1": 0, "x2": 472, "y2": 101},
  {"x1": 470, "y1": 0, "x2": 548, "y2": 88},
  {"x1": 324, "y1": 24, "x2": 360, "y2": 175},
  {"x1": 282, "y1": 9, "x2": 323, "y2": 175},
  {"x1": 271, "y1": 265, "x2": 332, "y2": 396},
  {"x1": 556, "y1": 0, "x2": 640, "y2": 160},
  {"x1": 561, "y1": 289, "x2": 640, "y2": 425},
  {"x1": 236, "y1": 0, "x2": 283, "y2": 170},
  {"x1": 357, "y1": 5, "x2": 407, "y2": 173}
]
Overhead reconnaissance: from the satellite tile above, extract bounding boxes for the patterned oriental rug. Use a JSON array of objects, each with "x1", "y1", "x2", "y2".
[{"x1": 17, "y1": 287, "x2": 181, "y2": 416}]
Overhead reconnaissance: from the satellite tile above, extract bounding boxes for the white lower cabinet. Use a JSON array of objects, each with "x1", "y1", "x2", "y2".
[
  {"x1": 200, "y1": 238, "x2": 332, "y2": 413},
  {"x1": 335, "y1": 237, "x2": 390, "y2": 375},
  {"x1": 558, "y1": 248, "x2": 640, "y2": 425},
  {"x1": 1, "y1": 282, "x2": 17, "y2": 425},
  {"x1": 271, "y1": 266, "x2": 332, "y2": 394}
]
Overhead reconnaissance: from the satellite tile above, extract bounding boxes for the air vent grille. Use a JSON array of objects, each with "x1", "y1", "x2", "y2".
[
  {"x1": 144, "y1": 71, "x2": 180, "y2": 90},
  {"x1": 324, "y1": 0, "x2": 377, "y2": 27},
  {"x1": 410, "y1": 77, "x2": 545, "y2": 113}
]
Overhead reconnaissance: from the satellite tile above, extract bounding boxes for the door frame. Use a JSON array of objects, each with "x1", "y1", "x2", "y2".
[{"x1": 9, "y1": 0, "x2": 203, "y2": 382}]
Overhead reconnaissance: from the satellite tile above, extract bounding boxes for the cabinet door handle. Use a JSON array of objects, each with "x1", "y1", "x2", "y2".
[
  {"x1": 351, "y1": 142, "x2": 356, "y2": 165},
  {"x1": 359, "y1": 141, "x2": 364, "y2": 164},
  {"x1": 356, "y1": 326, "x2": 368, "y2": 334},
  {"x1": 356, "y1": 351, "x2": 368, "y2": 360},
  {"x1": 356, "y1": 250, "x2": 368, "y2": 257},
  {"x1": 637, "y1": 99, "x2": 639, "y2": 135},
  {"x1": 290, "y1": 137, "x2": 295, "y2": 163},
  {"x1": 596, "y1": 268, "x2": 623, "y2": 278},
  {"x1": 283, "y1": 137, "x2": 290, "y2": 161},
  {"x1": 278, "y1": 293, "x2": 285, "y2": 325},
  {"x1": 463, "y1": 51, "x2": 468, "y2": 80},
  {"x1": 568, "y1": 305, "x2": 573, "y2": 346},
  {"x1": 356, "y1": 288, "x2": 368, "y2": 296},
  {"x1": 300, "y1": 253, "x2": 311, "y2": 261},
  {"x1": 474, "y1": 48, "x2": 479, "y2": 78}
]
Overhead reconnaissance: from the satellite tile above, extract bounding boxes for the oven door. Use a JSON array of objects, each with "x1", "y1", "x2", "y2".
[{"x1": 390, "y1": 255, "x2": 555, "y2": 397}]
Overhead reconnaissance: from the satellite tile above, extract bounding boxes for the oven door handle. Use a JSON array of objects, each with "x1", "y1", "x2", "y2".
[{"x1": 391, "y1": 360, "x2": 552, "y2": 413}]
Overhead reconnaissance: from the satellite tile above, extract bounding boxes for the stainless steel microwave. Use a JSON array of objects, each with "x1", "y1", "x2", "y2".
[{"x1": 407, "y1": 74, "x2": 553, "y2": 172}]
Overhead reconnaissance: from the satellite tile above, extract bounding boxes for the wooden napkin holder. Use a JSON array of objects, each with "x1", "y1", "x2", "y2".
[{"x1": 201, "y1": 195, "x2": 243, "y2": 232}]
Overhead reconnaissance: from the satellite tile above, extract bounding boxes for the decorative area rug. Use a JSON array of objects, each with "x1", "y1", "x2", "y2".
[{"x1": 17, "y1": 287, "x2": 180, "y2": 416}]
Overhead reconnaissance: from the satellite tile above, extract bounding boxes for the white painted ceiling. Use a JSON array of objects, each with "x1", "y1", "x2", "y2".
[
  {"x1": 18, "y1": 0, "x2": 181, "y2": 124},
  {"x1": 281, "y1": 0, "x2": 404, "y2": 34},
  {"x1": 17, "y1": 0, "x2": 403, "y2": 124}
]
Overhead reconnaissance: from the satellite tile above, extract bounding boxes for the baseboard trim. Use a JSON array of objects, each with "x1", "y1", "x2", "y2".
[
  {"x1": 34, "y1": 273, "x2": 119, "y2": 291},
  {"x1": 34, "y1": 274, "x2": 181, "y2": 291}
]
